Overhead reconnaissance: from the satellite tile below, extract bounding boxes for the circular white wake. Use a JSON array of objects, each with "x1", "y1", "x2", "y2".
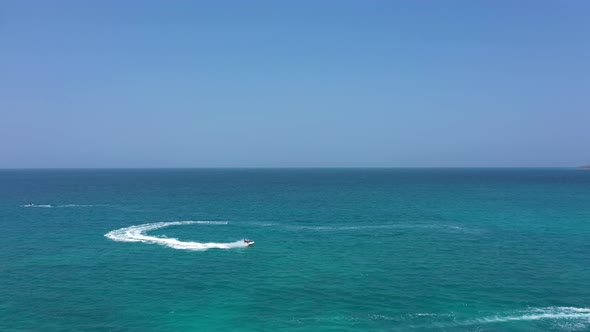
[{"x1": 105, "y1": 221, "x2": 249, "y2": 251}]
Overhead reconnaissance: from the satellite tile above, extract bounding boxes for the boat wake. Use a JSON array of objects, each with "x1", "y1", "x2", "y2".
[
  {"x1": 300, "y1": 307, "x2": 590, "y2": 331},
  {"x1": 429, "y1": 307, "x2": 590, "y2": 331},
  {"x1": 471, "y1": 307, "x2": 590, "y2": 325},
  {"x1": 22, "y1": 204, "x2": 96, "y2": 208},
  {"x1": 105, "y1": 221, "x2": 250, "y2": 251}
]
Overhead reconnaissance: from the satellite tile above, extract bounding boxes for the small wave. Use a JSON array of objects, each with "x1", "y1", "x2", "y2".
[
  {"x1": 104, "y1": 221, "x2": 249, "y2": 251},
  {"x1": 247, "y1": 222, "x2": 277, "y2": 227},
  {"x1": 22, "y1": 204, "x2": 53, "y2": 208},
  {"x1": 368, "y1": 314, "x2": 398, "y2": 321}
]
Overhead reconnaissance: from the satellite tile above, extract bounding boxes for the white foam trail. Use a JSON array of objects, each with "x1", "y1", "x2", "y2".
[
  {"x1": 294, "y1": 224, "x2": 458, "y2": 231},
  {"x1": 470, "y1": 307, "x2": 590, "y2": 325},
  {"x1": 22, "y1": 204, "x2": 96, "y2": 208},
  {"x1": 105, "y1": 221, "x2": 249, "y2": 251}
]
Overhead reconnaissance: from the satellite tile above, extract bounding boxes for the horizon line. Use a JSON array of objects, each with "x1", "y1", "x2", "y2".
[{"x1": 0, "y1": 166, "x2": 585, "y2": 170}]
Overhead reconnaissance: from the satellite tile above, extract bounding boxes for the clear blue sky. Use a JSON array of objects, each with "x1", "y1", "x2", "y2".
[{"x1": 1, "y1": 1, "x2": 588, "y2": 167}]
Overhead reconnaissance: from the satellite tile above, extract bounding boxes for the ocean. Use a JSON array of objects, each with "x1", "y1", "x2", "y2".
[{"x1": 1, "y1": 168, "x2": 589, "y2": 331}]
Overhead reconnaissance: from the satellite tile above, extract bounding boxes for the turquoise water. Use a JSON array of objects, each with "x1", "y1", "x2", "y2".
[{"x1": 1, "y1": 169, "x2": 590, "y2": 331}]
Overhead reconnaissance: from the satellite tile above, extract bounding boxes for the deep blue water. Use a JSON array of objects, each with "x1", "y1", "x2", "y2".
[{"x1": 1, "y1": 169, "x2": 590, "y2": 331}]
